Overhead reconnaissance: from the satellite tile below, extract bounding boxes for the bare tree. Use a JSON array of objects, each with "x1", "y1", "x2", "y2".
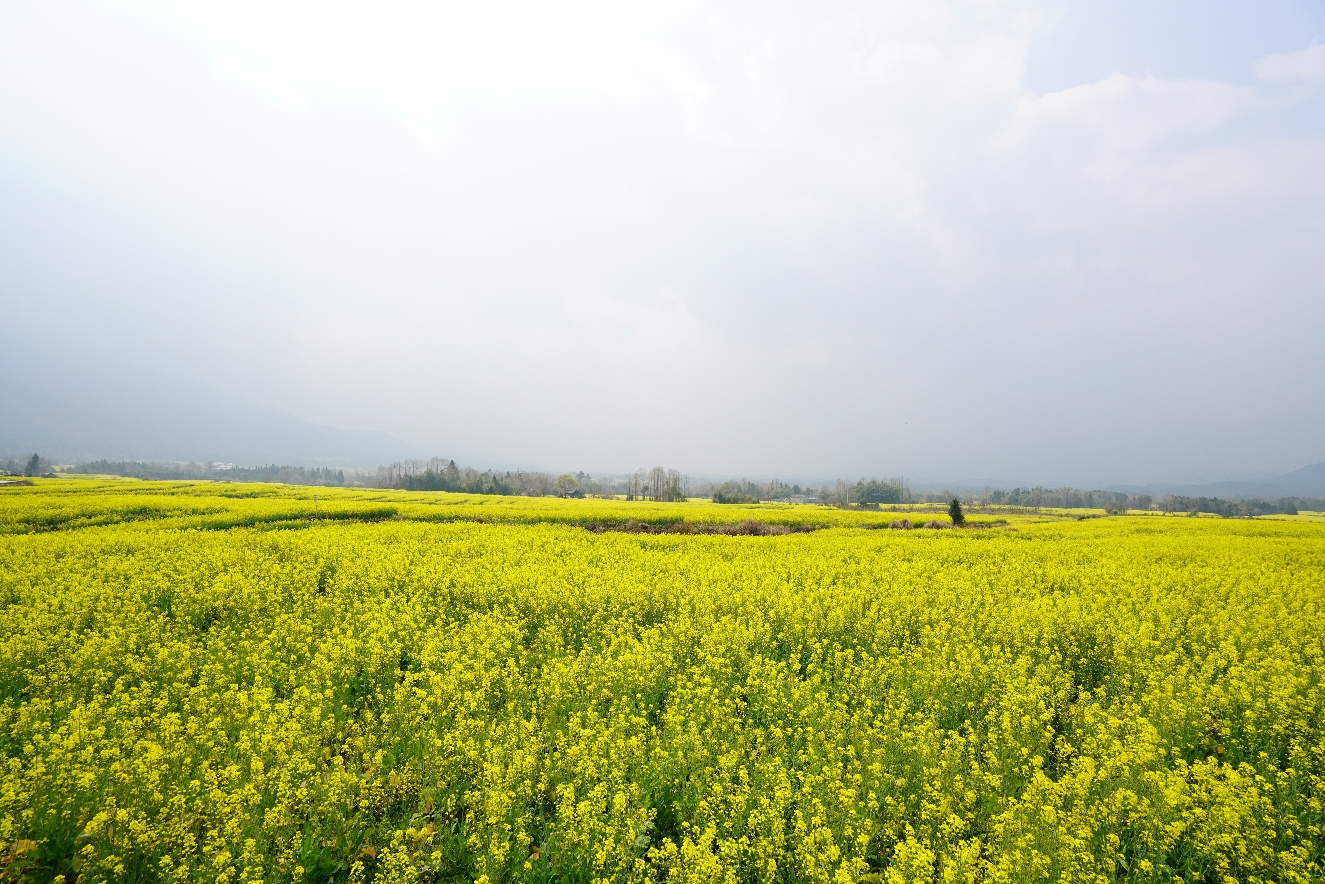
[
  {"x1": 647, "y1": 467, "x2": 667, "y2": 501},
  {"x1": 625, "y1": 469, "x2": 646, "y2": 500},
  {"x1": 627, "y1": 467, "x2": 689, "y2": 501},
  {"x1": 667, "y1": 469, "x2": 688, "y2": 502}
]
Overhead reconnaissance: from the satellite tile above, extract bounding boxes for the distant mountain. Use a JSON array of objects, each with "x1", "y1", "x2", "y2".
[
  {"x1": 1273, "y1": 462, "x2": 1325, "y2": 498},
  {"x1": 1100, "y1": 463, "x2": 1325, "y2": 500},
  {"x1": 0, "y1": 361, "x2": 425, "y2": 469},
  {"x1": 921, "y1": 465, "x2": 1325, "y2": 501},
  {"x1": 1148, "y1": 480, "x2": 1289, "y2": 499}
]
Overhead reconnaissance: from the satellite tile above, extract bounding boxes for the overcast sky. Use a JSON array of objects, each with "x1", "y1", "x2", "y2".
[{"x1": 2, "y1": 1, "x2": 1323, "y2": 483}]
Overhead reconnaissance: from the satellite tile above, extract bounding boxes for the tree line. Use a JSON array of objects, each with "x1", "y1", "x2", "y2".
[
  {"x1": 977, "y1": 485, "x2": 1321, "y2": 516},
  {"x1": 16, "y1": 454, "x2": 1324, "y2": 516},
  {"x1": 376, "y1": 461, "x2": 696, "y2": 501},
  {"x1": 694, "y1": 477, "x2": 913, "y2": 505},
  {"x1": 1154, "y1": 494, "x2": 1323, "y2": 517},
  {"x1": 62, "y1": 460, "x2": 349, "y2": 486},
  {"x1": 987, "y1": 487, "x2": 1150, "y2": 511},
  {"x1": 375, "y1": 459, "x2": 557, "y2": 496}
]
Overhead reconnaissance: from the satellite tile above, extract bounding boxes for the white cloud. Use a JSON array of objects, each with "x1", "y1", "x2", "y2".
[
  {"x1": 1253, "y1": 42, "x2": 1325, "y2": 86},
  {"x1": 1012, "y1": 74, "x2": 1252, "y2": 150},
  {"x1": 211, "y1": 53, "x2": 302, "y2": 108},
  {"x1": 861, "y1": 34, "x2": 1026, "y2": 98},
  {"x1": 1, "y1": 0, "x2": 1323, "y2": 478},
  {"x1": 1120, "y1": 137, "x2": 1325, "y2": 208}
]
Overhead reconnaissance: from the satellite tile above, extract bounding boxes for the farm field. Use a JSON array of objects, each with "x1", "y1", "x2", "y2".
[
  {"x1": 0, "y1": 478, "x2": 1023, "y2": 535},
  {"x1": 1, "y1": 479, "x2": 1323, "y2": 883}
]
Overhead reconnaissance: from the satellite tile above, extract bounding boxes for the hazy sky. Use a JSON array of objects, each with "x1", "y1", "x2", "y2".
[{"x1": 2, "y1": 1, "x2": 1323, "y2": 483}]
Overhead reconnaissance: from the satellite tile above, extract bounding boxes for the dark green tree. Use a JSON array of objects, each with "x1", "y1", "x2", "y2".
[
  {"x1": 25, "y1": 453, "x2": 40, "y2": 477},
  {"x1": 949, "y1": 498, "x2": 965, "y2": 526},
  {"x1": 855, "y1": 480, "x2": 902, "y2": 504},
  {"x1": 713, "y1": 481, "x2": 759, "y2": 504}
]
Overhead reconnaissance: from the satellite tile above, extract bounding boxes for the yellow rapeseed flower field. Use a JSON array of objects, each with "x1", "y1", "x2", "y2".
[{"x1": 1, "y1": 478, "x2": 1322, "y2": 883}]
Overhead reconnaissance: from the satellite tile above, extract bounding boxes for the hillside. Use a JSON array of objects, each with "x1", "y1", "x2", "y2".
[{"x1": 0, "y1": 360, "x2": 422, "y2": 468}]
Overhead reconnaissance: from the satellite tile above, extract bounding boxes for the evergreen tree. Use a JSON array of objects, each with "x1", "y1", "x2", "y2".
[{"x1": 949, "y1": 498, "x2": 965, "y2": 526}]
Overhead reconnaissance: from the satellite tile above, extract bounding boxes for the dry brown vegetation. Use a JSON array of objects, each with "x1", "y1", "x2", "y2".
[{"x1": 578, "y1": 518, "x2": 819, "y2": 536}]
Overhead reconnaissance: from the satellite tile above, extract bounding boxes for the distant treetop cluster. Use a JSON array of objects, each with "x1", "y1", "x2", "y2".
[
  {"x1": 62, "y1": 460, "x2": 347, "y2": 486},
  {"x1": 0, "y1": 454, "x2": 51, "y2": 477}
]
